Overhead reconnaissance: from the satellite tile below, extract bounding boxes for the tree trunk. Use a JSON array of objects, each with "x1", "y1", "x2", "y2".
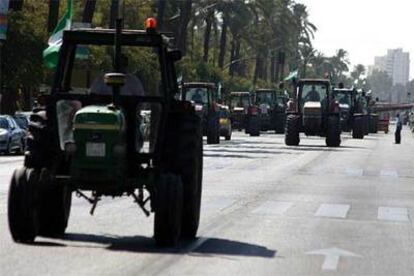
[
  {"x1": 229, "y1": 36, "x2": 236, "y2": 77},
  {"x1": 82, "y1": 0, "x2": 96, "y2": 23},
  {"x1": 218, "y1": 16, "x2": 228, "y2": 69},
  {"x1": 176, "y1": 0, "x2": 193, "y2": 55},
  {"x1": 47, "y1": 0, "x2": 60, "y2": 32},
  {"x1": 271, "y1": 56, "x2": 276, "y2": 83},
  {"x1": 203, "y1": 11, "x2": 213, "y2": 63},
  {"x1": 253, "y1": 53, "x2": 262, "y2": 86},
  {"x1": 234, "y1": 36, "x2": 241, "y2": 75}
]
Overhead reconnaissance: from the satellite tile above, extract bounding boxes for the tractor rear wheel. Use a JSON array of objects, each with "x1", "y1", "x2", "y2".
[
  {"x1": 275, "y1": 113, "x2": 286, "y2": 134},
  {"x1": 285, "y1": 115, "x2": 300, "y2": 146},
  {"x1": 163, "y1": 110, "x2": 203, "y2": 239},
  {"x1": 154, "y1": 173, "x2": 183, "y2": 246},
  {"x1": 326, "y1": 116, "x2": 341, "y2": 147},
  {"x1": 248, "y1": 116, "x2": 260, "y2": 136},
  {"x1": 8, "y1": 168, "x2": 39, "y2": 243},
  {"x1": 207, "y1": 115, "x2": 220, "y2": 144},
  {"x1": 352, "y1": 117, "x2": 364, "y2": 139}
]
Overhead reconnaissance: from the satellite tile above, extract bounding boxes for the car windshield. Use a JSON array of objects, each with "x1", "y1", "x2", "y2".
[
  {"x1": 301, "y1": 83, "x2": 328, "y2": 103},
  {"x1": 0, "y1": 118, "x2": 9, "y2": 129},
  {"x1": 14, "y1": 117, "x2": 28, "y2": 129},
  {"x1": 185, "y1": 88, "x2": 209, "y2": 104}
]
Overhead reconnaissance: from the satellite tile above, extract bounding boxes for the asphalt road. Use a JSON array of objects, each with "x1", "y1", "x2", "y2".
[{"x1": 1, "y1": 127, "x2": 413, "y2": 275}]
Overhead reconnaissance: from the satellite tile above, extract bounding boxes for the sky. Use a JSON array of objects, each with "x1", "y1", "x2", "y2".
[{"x1": 298, "y1": 0, "x2": 414, "y2": 80}]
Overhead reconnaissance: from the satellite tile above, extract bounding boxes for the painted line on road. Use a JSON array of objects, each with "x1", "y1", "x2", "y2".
[
  {"x1": 345, "y1": 168, "x2": 363, "y2": 177},
  {"x1": 315, "y1": 204, "x2": 350, "y2": 219},
  {"x1": 306, "y1": 247, "x2": 362, "y2": 271},
  {"x1": 377, "y1": 207, "x2": 409, "y2": 222},
  {"x1": 251, "y1": 201, "x2": 293, "y2": 215},
  {"x1": 380, "y1": 169, "x2": 399, "y2": 178}
]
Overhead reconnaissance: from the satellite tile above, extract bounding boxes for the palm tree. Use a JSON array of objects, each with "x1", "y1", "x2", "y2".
[
  {"x1": 292, "y1": 3, "x2": 317, "y2": 68},
  {"x1": 330, "y1": 49, "x2": 350, "y2": 81}
]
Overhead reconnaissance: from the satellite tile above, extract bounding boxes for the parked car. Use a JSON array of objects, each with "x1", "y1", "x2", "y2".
[
  {"x1": 0, "y1": 115, "x2": 26, "y2": 154},
  {"x1": 13, "y1": 112, "x2": 31, "y2": 131}
]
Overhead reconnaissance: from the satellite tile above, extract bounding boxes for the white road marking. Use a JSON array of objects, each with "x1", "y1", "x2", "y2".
[
  {"x1": 345, "y1": 168, "x2": 363, "y2": 177},
  {"x1": 377, "y1": 207, "x2": 409, "y2": 222},
  {"x1": 251, "y1": 201, "x2": 293, "y2": 215},
  {"x1": 306, "y1": 247, "x2": 362, "y2": 271},
  {"x1": 315, "y1": 204, "x2": 350, "y2": 219},
  {"x1": 380, "y1": 169, "x2": 399, "y2": 178}
]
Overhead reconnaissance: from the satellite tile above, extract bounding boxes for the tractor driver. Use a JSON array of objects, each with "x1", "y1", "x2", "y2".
[
  {"x1": 305, "y1": 85, "x2": 321, "y2": 102},
  {"x1": 191, "y1": 89, "x2": 204, "y2": 104}
]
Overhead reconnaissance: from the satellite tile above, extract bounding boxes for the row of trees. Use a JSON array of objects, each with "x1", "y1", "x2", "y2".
[{"x1": 1, "y1": 0, "x2": 376, "y2": 112}]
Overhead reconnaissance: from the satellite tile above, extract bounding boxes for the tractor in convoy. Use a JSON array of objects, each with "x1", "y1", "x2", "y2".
[
  {"x1": 285, "y1": 79, "x2": 341, "y2": 147},
  {"x1": 181, "y1": 82, "x2": 221, "y2": 144},
  {"x1": 252, "y1": 88, "x2": 285, "y2": 134},
  {"x1": 228, "y1": 91, "x2": 260, "y2": 136},
  {"x1": 8, "y1": 19, "x2": 203, "y2": 247},
  {"x1": 333, "y1": 86, "x2": 366, "y2": 139}
]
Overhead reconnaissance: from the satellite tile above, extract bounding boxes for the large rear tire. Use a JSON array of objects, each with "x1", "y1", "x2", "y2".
[
  {"x1": 274, "y1": 113, "x2": 286, "y2": 134},
  {"x1": 352, "y1": 116, "x2": 364, "y2": 139},
  {"x1": 248, "y1": 116, "x2": 260, "y2": 136},
  {"x1": 326, "y1": 116, "x2": 341, "y2": 147},
  {"x1": 154, "y1": 174, "x2": 183, "y2": 247},
  {"x1": 8, "y1": 168, "x2": 39, "y2": 243},
  {"x1": 163, "y1": 110, "x2": 203, "y2": 239},
  {"x1": 207, "y1": 115, "x2": 220, "y2": 144},
  {"x1": 285, "y1": 115, "x2": 300, "y2": 146}
]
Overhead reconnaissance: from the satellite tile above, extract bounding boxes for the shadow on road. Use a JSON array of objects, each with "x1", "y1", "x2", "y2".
[
  {"x1": 283, "y1": 144, "x2": 366, "y2": 152},
  {"x1": 44, "y1": 233, "x2": 276, "y2": 258},
  {"x1": 204, "y1": 148, "x2": 299, "y2": 155},
  {"x1": 203, "y1": 153, "x2": 268, "y2": 159}
]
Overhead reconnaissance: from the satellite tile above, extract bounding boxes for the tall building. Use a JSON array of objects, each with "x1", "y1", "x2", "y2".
[{"x1": 373, "y1": 48, "x2": 410, "y2": 86}]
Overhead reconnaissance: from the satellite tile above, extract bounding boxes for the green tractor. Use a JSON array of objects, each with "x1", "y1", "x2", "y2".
[
  {"x1": 285, "y1": 79, "x2": 341, "y2": 147},
  {"x1": 8, "y1": 20, "x2": 203, "y2": 247}
]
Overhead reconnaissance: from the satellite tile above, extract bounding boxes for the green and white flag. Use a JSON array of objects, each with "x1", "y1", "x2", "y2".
[
  {"x1": 43, "y1": 0, "x2": 73, "y2": 68},
  {"x1": 284, "y1": 70, "x2": 298, "y2": 81}
]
